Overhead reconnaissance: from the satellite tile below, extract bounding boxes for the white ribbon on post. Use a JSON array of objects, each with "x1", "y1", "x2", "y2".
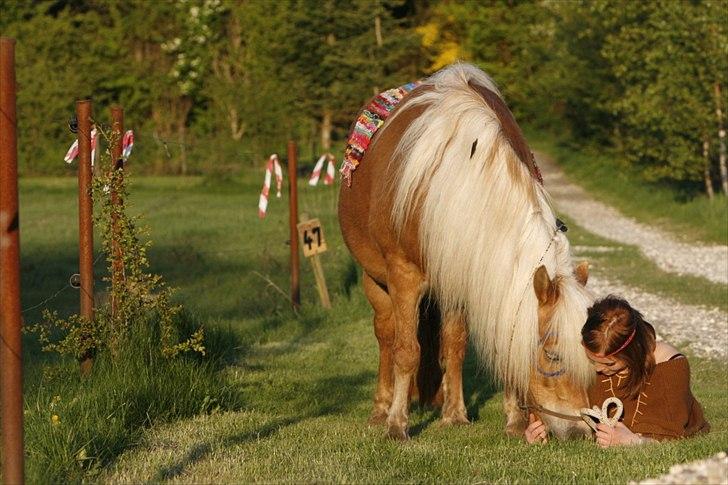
[
  {"x1": 64, "y1": 127, "x2": 99, "y2": 166},
  {"x1": 309, "y1": 153, "x2": 336, "y2": 186},
  {"x1": 258, "y1": 154, "x2": 283, "y2": 218}
]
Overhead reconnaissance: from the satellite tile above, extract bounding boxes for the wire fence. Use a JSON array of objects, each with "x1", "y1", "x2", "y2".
[
  {"x1": 17, "y1": 111, "x2": 338, "y2": 317},
  {"x1": 20, "y1": 251, "x2": 105, "y2": 315},
  {"x1": 17, "y1": 112, "x2": 340, "y2": 178}
]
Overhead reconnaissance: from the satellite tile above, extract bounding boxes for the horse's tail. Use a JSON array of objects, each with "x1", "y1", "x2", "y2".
[{"x1": 412, "y1": 294, "x2": 444, "y2": 407}]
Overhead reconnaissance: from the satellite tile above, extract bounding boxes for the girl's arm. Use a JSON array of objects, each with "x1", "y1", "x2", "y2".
[{"x1": 596, "y1": 422, "x2": 656, "y2": 447}]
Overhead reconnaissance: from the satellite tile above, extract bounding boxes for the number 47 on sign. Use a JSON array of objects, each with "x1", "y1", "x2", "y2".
[
  {"x1": 297, "y1": 218, "x2": 327, "y2": 257},
  {"x1": 296, "y1": 217, "x2": 331, "y2": 308}
]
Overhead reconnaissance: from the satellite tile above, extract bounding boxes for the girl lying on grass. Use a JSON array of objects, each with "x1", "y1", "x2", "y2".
[{"x1": 526, "y1": 296, "x2": 710, "y2": 447}]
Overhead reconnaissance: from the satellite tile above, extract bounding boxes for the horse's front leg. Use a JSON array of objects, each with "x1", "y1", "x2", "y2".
[
  {"x1": 386, "y1": 257, "x2": 425, "y2": 440},
  {"x1": 503, "y1": 388, "x2": 528, "y2": 437},
  {"x1": 439, "y1": 311, "x2": 469, "y2": 425},
  {"x1": 362, "y1": 272, "x2": 395, "y2": 425}
]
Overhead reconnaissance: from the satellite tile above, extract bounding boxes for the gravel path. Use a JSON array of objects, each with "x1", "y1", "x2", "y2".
[
  {"x1": 538, "y1": 154, "x2": 728, "y2": 285},
  {"x1": 536, "y1": 154, "x2": 728, "y2": 360}
]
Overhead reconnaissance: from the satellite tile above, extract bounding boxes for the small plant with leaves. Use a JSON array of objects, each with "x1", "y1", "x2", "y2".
[{"x1": 27, "y1": 122, "x2": 205, "y2": 364}]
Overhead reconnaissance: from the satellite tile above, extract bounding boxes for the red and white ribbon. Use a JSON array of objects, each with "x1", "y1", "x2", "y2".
[
  {"x1": 122, "y1": 130, "x2": 134, "y2": 159},
  {"x1": 258, "y1": 154, "x2": 283, "y2": 218},
  {"x1": 63, "y1": 139, "x2": 79, "y2": 163},
  {"x1": 324, "y1": 154, "x2": 336, "y2": 185},
  {"x1": 64, "y1": 127, "x2": 99, "y2": 166},
  {"x1": 308, "y1": 153, "x2": 336, "y2": 186}
]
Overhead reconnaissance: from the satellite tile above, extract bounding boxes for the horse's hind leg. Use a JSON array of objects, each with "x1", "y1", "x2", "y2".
[
  {"x1": 363, "y1": 272, "x2": 395, "y2": 425},
  {"x1": 439, "y1": 311, "x2": 470, "y2": 425},
  {"x1": 386, "y1": 257, "x2": 426, "y2": 440}
]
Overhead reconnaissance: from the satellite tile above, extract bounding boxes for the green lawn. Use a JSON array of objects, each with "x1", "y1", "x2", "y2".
[{"x1": 15, "y1": 173, "x2": 728, "y2": 483}]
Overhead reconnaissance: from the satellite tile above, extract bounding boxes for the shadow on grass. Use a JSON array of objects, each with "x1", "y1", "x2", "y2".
[
  {"x1": 463, "y1": 346, "x2": 498, "y2": 422},
  {"x1": 341, "y1": 258, "x2": 360, "y2": 298},
  {"x1": 154, "y1": 370, "x2": 375, "y2": 480},
  {"x1": 155, "y1": 416, "x2": 301, "y2": 481}
]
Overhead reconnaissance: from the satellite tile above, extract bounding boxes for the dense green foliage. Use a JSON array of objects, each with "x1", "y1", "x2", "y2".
[
  {"x1": 1, "y1": 0, "x2": 726, "y2": 199},
  {"x1": 422, "y1": 0, "x2": 728, "y2": 195}
]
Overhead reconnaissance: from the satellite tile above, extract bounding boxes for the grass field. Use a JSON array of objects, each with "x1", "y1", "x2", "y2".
[{"x1": 15, "y1": 170, "x2": 728, "y2": 483}]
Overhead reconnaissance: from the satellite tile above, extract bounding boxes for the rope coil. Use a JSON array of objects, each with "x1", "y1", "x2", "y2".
[{"x1": 580, "y1": 396, "x2": 624, "y2": 431}]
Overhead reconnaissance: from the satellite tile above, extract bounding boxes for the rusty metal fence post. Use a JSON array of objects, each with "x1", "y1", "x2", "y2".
[
  {"x1": 76, "y1": 100, "x2": 94, "y2": 375},
  {"x1": 287, "y1": 141, "x2": 300, "y2": 310},
  {"x1": 0, "y1": 36, "x2": 25, "y2": 485},
  {"x1": 109, "y1": 106, "x2": 124, "y2": 321}
]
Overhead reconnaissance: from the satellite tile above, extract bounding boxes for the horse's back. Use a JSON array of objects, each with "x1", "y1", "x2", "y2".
[{"x1": 338, "y1": 96, "x2": 429, "y2": 285}]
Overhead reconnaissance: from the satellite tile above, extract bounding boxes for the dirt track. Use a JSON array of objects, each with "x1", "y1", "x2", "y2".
[
  {"x1": 537, "y1": 154, "x2": 728, "y2": 285},
  {"x1": 538, "y1": 153, "x2": 728, "y2": 361}
]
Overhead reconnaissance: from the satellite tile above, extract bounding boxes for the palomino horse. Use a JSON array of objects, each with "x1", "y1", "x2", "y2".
[{"x1": 339, "y1": 63, "x2": 594, "y2": 440}]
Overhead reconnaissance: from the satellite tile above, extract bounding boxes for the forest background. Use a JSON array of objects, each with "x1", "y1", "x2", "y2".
[{"x1": 1, "y1": 0, "x2": 727, "y2": 199}]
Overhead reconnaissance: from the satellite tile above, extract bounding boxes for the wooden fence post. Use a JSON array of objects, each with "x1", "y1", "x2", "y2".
[
  {"x1": 76, "y1": 99, "x2": 94, "y2": 375},
  {"x1": 0, "y1": 35, "x2": 25, "y2": 485}
]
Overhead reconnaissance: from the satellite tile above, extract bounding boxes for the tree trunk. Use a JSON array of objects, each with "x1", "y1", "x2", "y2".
[
  {"x1": 714, "y1": 82, "x2": 728, "y2": 195},
  {"x1": 177, "y1": 97, "x2": 192, "y2": 175},
  {"x1": 703, "y1": 137, "x2": 714, "y2": 199},
  {"x1": 375, "y1": 15, "x2": 383, "y2": 47},
  {"x1": 373, "y1": 15, "x2": 383, "y2": 94},
  {"x1": 321, "y1": 109, "x2": 332, "y2": 152},
  {"x1": 178, "y1": 126, "x2": 187, "y2": 175},
  {"x1": 229, "y1": 107, "x2": 245, "y2": 140}
]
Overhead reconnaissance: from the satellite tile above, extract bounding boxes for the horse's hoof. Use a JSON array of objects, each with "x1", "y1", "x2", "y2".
[
  {"x1": 368, "y1": 410, "x2": 388, "y2": 426},
  {"x1": 387, "y1": 425, "x2": 409, "y2": 441},
  {"x1": 439, "y1": 414, "x2": 470, "y2": 426}
]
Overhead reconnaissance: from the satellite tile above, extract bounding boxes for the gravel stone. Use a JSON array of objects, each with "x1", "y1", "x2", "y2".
[
  {"x1": 631, "y1": 451, "x2": 728, "y2": 484},
  {"x1": 538, "y1": 154, "x2": 728, "y2": 285}
]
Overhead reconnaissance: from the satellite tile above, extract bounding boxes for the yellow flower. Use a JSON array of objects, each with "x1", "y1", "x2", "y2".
[{"x1": 51, "y1": 414, "x2": 60, "y2": 425}]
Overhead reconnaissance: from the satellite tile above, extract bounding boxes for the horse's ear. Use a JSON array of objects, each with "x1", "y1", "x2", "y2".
[
  {"x1": 533, "y1": 265, "x2": 553, "y2": 305},
  {"x1": 575, "y1": 261, "x2": 589, "y2": 286}
]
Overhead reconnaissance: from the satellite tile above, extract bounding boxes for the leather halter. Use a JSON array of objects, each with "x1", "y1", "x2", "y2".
[
  {"x1": 519, "y1": 331, "x2": 582, "y2": 422},
  {"x1": 518, "y1": 400, "x2": 583, "y2": 422}
]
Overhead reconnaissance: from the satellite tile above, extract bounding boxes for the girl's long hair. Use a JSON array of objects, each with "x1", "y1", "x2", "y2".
[{"x1": 582, "y1": 296, "x2": 656, "y2": 400}]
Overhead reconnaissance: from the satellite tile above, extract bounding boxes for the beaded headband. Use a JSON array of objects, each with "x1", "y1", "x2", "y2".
[
  {"x1": 582, "y1": 327, "x2": 637, "y2": 358},
  {"x1": 605, "y1": 328, "x2": 636, "y2": 357}
]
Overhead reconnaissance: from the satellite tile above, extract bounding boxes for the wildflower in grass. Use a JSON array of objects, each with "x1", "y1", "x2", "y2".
[
  {"x1": 75, "y1": 447, "x2": 88, "y2": 462},
  {"x1": 51, "y1": 414, "x2": 60, "y2": 425}
]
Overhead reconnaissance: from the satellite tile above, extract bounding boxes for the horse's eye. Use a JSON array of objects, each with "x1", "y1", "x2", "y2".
[{"x1": 544, "y1": 350, "x2": 561, "y2": 362}]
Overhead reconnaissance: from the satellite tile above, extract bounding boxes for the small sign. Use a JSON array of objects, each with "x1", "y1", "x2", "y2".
[{"x1": 297, "y1": 218, "x2": 327, "y2": 257}]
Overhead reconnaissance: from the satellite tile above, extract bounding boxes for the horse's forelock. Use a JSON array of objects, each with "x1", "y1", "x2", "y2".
[{"x1": 551, "y1": 268, "x2": 596, "y2": 388}]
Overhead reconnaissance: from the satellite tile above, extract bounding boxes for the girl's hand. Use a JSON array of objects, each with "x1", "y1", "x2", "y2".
[
  {"x1": 524, "y1": 413, "x2": 548, "y2": 444},
  {"x1": 595, "y1": 422, "x2": 642, "y2": 447}
]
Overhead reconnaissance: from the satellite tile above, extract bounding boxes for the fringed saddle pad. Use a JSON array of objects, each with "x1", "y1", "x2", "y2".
[{"x1": 340, "y1": 81, "x2": 421, "y2": 187}]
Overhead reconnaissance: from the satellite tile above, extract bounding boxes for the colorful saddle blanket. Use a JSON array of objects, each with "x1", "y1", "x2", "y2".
[{"x1": 340, "y1": 81, "x2": 421, "y2": 187}]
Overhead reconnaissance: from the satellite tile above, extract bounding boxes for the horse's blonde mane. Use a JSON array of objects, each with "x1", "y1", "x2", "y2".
[{"x1": 387, "y1": 63, "x2": 593, "y2": 396}]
